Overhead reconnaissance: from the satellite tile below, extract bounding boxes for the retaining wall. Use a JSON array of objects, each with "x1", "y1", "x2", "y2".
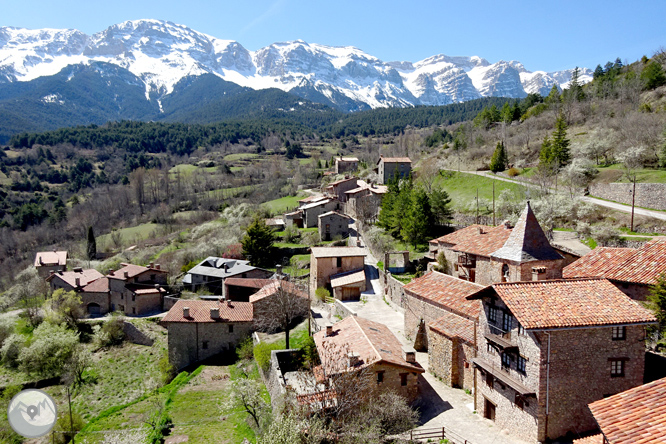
[{"x1": 590, "y1": 182, "x2": 666, "y2": 211}]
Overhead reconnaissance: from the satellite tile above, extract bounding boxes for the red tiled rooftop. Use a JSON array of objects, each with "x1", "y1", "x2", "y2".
[
  {"x1": 471, "y1": 278, "x2": 657, "y2": 330},
  {"x1": 249, "y1": 280, "x2": 308, "y2": 303},
  {"x1": 46, "y1": 269, "x2": 104, "y2": 288},
  {"x1": 82, "y1": 277, "x2": 109, "y2": 293},
  {"x1": 34, "y1": 250, "x2": 67, "y2": 267},
  {"x1": 224, "y1": 278, "x2": 274, "y2": 290},
  {"x1": 379, "y1": 157, "x2": 412, "y2": 163},
  {"x1": 606, "y1": 239, "x2": 666, "y2": 285},
  {"x1": 452, "y1": 224, "x2": 513, "y2": 257},
  {"x1": 404, "y1": 271, "x2": 483, "y2": 319},
  {"x1": 428, "y1": 311, "x2": 476, "y2": 345},
  {"x1": 161, "y1": 299, "x2": 253, "y2": 323},
  {"x1": 588, "y1": 376, "x2": 666, "y2": 444},
  {"x1": 563, "y1": 247, "x2": 638, "y2": 279},
  {"x1": 573, "y1": 435, "x2": 604, "y2": 444},
  {"x1": 431, "y1": 224, "x2": 495, "y2": 246},
  {"x1": 313, "y1": 316, "x2": 423, "y2": 376},
  {"x1": 108, "y1": 263, "x2": 166, "y2": 281}
]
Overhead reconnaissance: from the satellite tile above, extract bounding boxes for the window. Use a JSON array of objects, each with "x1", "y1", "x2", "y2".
[
  {"x1": 132, "y1": 307, "x2": 136, "y2": 314},
  {"x1": 487, "y1": 343, "x2": 496, "y2": 355},
  {"x1": 202, "y1": 341, "x2": 209, "y2": 350},
  {"x1": 377, "y1": 371, "x2": 384, "y2": 383},
  {"x1": 502, "y1": 312, "x2": 512, "y2": 332},
  {"x1": 612, "y1": 326, "x2": 626, "y2": 340},
  {"x1": 485, "y1": 372, "x2": 494, "y2": 389},
  {"x1": 518, "y1": 323, "x2": 526, "y2": 336},
  {"x1": 121, "y1": 294, "x2": 124, "y2": 300},
  {"x1": 489, "y1": 307, "x2": 498, "y2": 324},
  {"x1": 501, "y1": 353, "x2": 511, "y2": 370},
  {"x1": 400, "y1": 373, "x2": 408, "y2": 386},
  {"x1": 132, "y1": 294, "x2": 135, "y2": 301},
  {"x1": 517, "y1": 356, "x2": 527, "y2": 374},
  {"x1": 336, "y1": 257, "x2": 342, "y2": 268},
  {"x1": 501, "y1": 264, "x2": 510, "y2": 283},
  {"x1": 610, "y1": 359, "x2": 626, "y2": 377},
  {"x1": 515, "y1": 394, "x2": 524, "y2": 410},
  {"x1": 228, "y1": 324, "x2": 234, "y2": 333}
]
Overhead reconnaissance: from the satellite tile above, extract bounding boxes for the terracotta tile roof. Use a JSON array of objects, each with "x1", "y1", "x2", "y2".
[
  {"x1": 588, "y1": 376, "x2": 666, "y2": 444},
  {"x1": 573, "y1": 435, "x2": 604, "y2": 444},
  {"x1": 82, "y1": 277, "x2": 109, "y2": 293},
  {"x1": 318, "y1": 210, "x2": 349, "y2": 220},
  {"x1": 108, "y1": 263, "x2": 166, "y2": 281},
  {"x1": 310, "y1": 246, "x2": 366, "y2": 258},
  {"x1": 249, "y1": 280, "x2": 308, "y2": 303},
  {"x1": 224, "y1": 278, "x2": 274, "y2": 290},
  {"x1": 330, "y1": 269, "x2": 366, "y2": 288},
  {"x1": 491, "y1": 202, "x2": 563, "y2": 262},
  {"x1": 428, "y1": 311, "x2": 476, "y2": 345},
  {"x1": 430, "y1": 225, "x2": 494, "y2": 246},
  {"x1": 313, "y1": 316, "x2": 424, "y2": 376},
  {"x1": 161, "y1": 299, "x2": 253, "y2": 323},
  {"x1": 472, "y1": 278, "x2": 657, "y2": 330},
  {"x1": 125, "y1": 283, "x2": 164, "y2": 295},
  {"x1": 605, "y1": 240, "x2": 666, "y2": 285},
  {"x1": 379, "y1": 157, "x2": 412, "y2": 163},
  {"x1": 46, "y1": 269, "x2": 104, "y2": 288},
  {"x1": 34, "y1": 251, "x2": 67, "y2": 267},
  {"x1": 563, "y1": 247, "x2": 638, "y2": 279},
  {"x1": 453, "y1": 224, "x2": 513, "y2": 257},
  {"x1": 299, "y1": 195, "x2": 327, "y2": 204},
  {"x1": 404, "y1": 271, "x2": 483, "y2": 319},
  {"x1": 327, "y1": 177, "x2": 358, "y2": 186}
]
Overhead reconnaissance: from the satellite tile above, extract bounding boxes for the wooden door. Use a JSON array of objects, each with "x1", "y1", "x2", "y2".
[{"x1": 484, "y1": 398, "x2": 496, "y2": 421}]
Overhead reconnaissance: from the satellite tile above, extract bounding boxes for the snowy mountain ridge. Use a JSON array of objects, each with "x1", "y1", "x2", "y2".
[{"x1": 0, "y1": 19, "x2": 592, "y2": 112}]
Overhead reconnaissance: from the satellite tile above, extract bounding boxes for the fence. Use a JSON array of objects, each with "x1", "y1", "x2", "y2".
[{"x1": 406, "y1": 426, "x2": 474, "y2": 443}]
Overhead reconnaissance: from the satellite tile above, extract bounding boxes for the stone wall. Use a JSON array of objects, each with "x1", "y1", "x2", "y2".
[
  {"x1": 590, "y1": 182, "x2": 666, "y2": 211},
  {"x1": 262, "y1": 348, "x2": 300, "y2": 410},
  {"x1": 332, "y1": 299, "x2": 357, "y2": 319},
  {"x1": 163, "y1": 296, "x2": 180, "y2": 311},
  {"x1": 373, "y1": 363, "x2": 421, "y2": 403},
  {"x1": 123, "y1": 321, "x2": 154, "y2": 346},
  {"x1": 385, "y1": 273, "x2": 406, "y2": 308}
]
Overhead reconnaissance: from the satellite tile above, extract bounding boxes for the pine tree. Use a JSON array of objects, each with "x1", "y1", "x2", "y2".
[
  {"x1": 489, "y1": 141, "x2": 508, "y2": 173},
  {"x1": 86, "y1": 226, "x2": 96, "y2": 261},
  {"x1": 551, "y1": 114, "x2": 571, "y2": 167},
  {"x1": 401, "y1": 189, "x2": 433, "y2": 248},
  {"x1": 641, "y1": 62, "x2": 666, "y2": 90},
  {"x1": 545, "y1": 84, "x2": 561, "y2": 105},
  {"x1": 241, "y1": 218, "x2": 276, "y2": 268},
  {"x1": 539, "y1": 136, "x2": 553, "y2": 167}
]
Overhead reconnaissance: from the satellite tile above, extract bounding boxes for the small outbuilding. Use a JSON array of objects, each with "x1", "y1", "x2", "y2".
[{"x1": 318, "y1": 211, "x2": 350, "y2": 241}]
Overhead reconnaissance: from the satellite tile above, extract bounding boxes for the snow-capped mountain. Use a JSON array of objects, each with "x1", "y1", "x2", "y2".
[{"x1": 0, "y1": 19, "x2": 591, "y2": 112}]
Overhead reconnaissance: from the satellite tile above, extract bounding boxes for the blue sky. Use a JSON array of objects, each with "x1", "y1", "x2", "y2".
[{"x1": 2, "y1": 0, "x2": 666, "y2": 72}]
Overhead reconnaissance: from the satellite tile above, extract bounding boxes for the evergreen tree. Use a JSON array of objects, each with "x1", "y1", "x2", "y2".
[
  {"x1": 86, "y1": 226, "x2": 96, "y2": 261},
  {"x1": 241, "y1": 218, "x2": 276, "y2": 268},
  {"x1": 545, "y1": 84, "x2": 561, "y2": 105},
  {"x1": 593, "y1": 65, "x2": 605, "y2": 80},
  {"x1": 429, "y1": 189, "x2": 453, "y2": 225},
  {"x1": 641, "y1": 62, "x2": 666, "y2": 90},
  {"x1": 551, "y1": 114, "x2": 571, "y2": 167},
  {"x1": 401, "y1": 189, "x2": 433, "y2": 248},
  {"x1": 489, "y1": 141, "x2": 508, "y2": 173},
  {"x1": 539, "y1": 136, "x2": 553, "y2": 167}
]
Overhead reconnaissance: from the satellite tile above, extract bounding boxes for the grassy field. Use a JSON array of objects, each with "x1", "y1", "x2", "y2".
[
  {"x1": 436, "y1": 171, "x2": 528, "y2": 210},
  {"x1": 169, "y1": 164, "x2": 218, "y2": 176},
  {"x1": 202, "y1": 185, "x2": 256, "y2": 199},
  {"x1": 223, "y1": 153, "x2": 259, "y2": 162},
  {"x1": 262, "y1": 193, "x2": 305, "y2": 214},
  {"x1": 594, "y1": 164, "x2": 666, "y2": 184},
  {"x1": 98, "y1": 223, "x2": 162, "y2": 247},
  {"x1": 0, "y1": 170, "x2": 10, "y2": 185}
]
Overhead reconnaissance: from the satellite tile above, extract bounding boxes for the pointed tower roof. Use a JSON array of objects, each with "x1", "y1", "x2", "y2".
[{"x1": 490, "y1": 202, "x2": 563, "y2": 263}]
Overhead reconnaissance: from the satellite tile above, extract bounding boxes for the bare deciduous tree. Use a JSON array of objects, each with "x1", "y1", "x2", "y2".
[{"x1": 253, "y1": 280, "x2": 309, "y2": 349}]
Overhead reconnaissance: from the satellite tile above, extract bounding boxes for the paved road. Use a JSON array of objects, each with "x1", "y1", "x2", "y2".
[{"x1": 460, "y1": 170, "x2": 666, "y2": 222}]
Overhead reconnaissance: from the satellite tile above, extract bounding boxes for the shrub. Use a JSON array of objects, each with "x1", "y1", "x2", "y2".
[
  {"x1": 53, "y1": 411, "x2": 86, "y2": 444},
  {"x1": 282, "y1": 225, "x2": 301, "y2": 244},
  {"x1": 18, "y1": 322, "x2": 79, "y2": 377},
  {"x1": 315, "y1": 287, "x2": 331, "y2": 302},
  {"x1": 158, "y1": 350, "x2": 176, "y2": 386},
  {"x1": 507, "y1": 167, "x2": 520, "y2": 177},
  {"x1": 44, "y1": 289, "x2": 85, "y2": 328},
  {"x1": 1, "y1": 334, "x2": 26, "y2": 368},
  {"x1": 236, "y1": 337, "x2": 254, "y2": 361},
  {"x1": 254, "y1": 342, "x2": 283, "y2": 372},
  {"x1": 433, "y1": 252, "x2": 450, "y2": 274},
  {"x1": 94, "y1": 314, "x2": 125, "y2": 347},
  {"x1": 0, "y1": 317, "x2": 15, "y2": 348},
  {"x1": 300, "y1": 335, "x2": 320, "y2": 368}
]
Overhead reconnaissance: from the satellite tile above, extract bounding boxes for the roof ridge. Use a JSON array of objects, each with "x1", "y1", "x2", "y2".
[{"x1": 352, "y1": 317, "x2": 383, "y2": 364}]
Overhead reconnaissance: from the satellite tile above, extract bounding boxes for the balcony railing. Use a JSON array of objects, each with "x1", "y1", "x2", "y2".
[{"x1": 484, "y1": 324, "x2": 517, "y2": 351}]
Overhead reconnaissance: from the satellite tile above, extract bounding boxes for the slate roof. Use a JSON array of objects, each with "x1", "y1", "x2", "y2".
[
  {"x1": 161, "y1": 299, "x2": 253, "y2": 323},
  {"x1": 491, "y1": 202, "x2": 563, "y2": 262},
  {"x1": 249, "y1": 280, "x2": 308, "y2": 303},
  {"x1": 34, "y1": 250, "x2": 67, "y2": 267},
  {"x1": 469, "y1": 278, "x2": 657, "y2": 330},
  {"x1": 301, "y1": 199, "x2": 332, "y2": 210},
  {"x1": 299, "y1": 195, "x2": 327, "y2": 204},
  {"x1": 588, "y1": 376, "x2": 666, "y2": 444},
  {"x1": 327, "y1": 177, "x2": 358, "y2": 186},
  {"x1": 46, "y1": 269, "x2": 104, "y2": 288},
  {"x1": 572, "y1": 435, "x2": 604, "y2": 444},
  {"x1": 428, "y1": 311, "x2": 476, "y2": 345},
  {"x1": 563, "y1": 247, "x2": 638, "y2": 279},
  {"x1": 108, "y1": 263, "x2": 166, "y2": 281},
  {"x1": 318, "y1": 211, "x2": 349, "y2": 220},
  {"x1": 605, "y1": 239, "x2": 666, "y2": 285},
  {"x1": 404, "y1": 271, "x2": 482, "y2": 319},
  {"x1": 313, "y1": 316, "x2": 423, "y2": 375},
  {"x1": 185, "y1": 257, "x2": 258, "y2": 280},
  {"x1": 82, "y1": 277, "x2": 109, "y2": 293},
  {"x1": 452, "y1": 224, "x2": 513, "y2": 257},
  {"x1": 330, "y1": 269, "x2": 366, "y2": 288},
  {"x1": 310, "y1": 246, "x2": 366, "y2": 258}
]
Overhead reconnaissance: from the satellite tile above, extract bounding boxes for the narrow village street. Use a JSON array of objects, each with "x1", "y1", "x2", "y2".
[{"x1": 310, "y1": 224, "x2": 534, "y2": 444}]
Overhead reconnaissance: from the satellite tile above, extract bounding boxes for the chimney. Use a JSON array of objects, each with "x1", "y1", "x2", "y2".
[
  {"x1": 108, "y1": 269, "x2": 114, "y2": 276},
  {"x1": 226, "y1": 299, "x2": 232, "y2": 307},
  {"x1": 403, "y1": 347, "x2": 416, "y2": 363},
  {"x1": 183, "y1": 306, "x2": 190, "y2": 318},
  {"x1": 155, "y1": 264, "x2": 161, "y2": 270},
  {"x1": 348, "y1": 351, "x2": 360, "y2": 367},
  {"x1": 276, "y1": 264, "x2": 282, "y2": 277},
  {"x1": 210, "y1": 307, "x2": 220, "y2": 319},
  {"x1": 39, "y1": 257, "x2": 44, "y2": 265},
  {"x1": 75, "y1": 277, "x2": 80, "y2": 287},
  {"x1": 223, "y1": 263, "x2": 229, "y2": 273},
  {"x1": 124, "y1": 271, "x2": 129, "y2": 279},
  {"x1": 502, "y1": 220, "x2": 512, "y2": 229},
  {"x1": 49, "y1": 270, "x2": 55, "y2": 276},
  {"x1": 326, "y1": 324, "x2": 333, "y2": 336},
  {"x1": 532, "y1": 266, "x2": 547, "y2": 281},
  {"x1": 477, "y1": 227, "x2": 484, "y2": 235},
  {"x1": 149, "y1": 262, "x2": 154, "y2": 268}
]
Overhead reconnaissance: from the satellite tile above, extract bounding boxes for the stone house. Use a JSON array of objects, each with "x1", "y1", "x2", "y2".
[
  {"x1": 318, "y1": 211, "x2": 350, "y2": 241},
  {"x1": 80, "y1": 277, "x2": 110, "y2": 316},
  {"x1": 402, "y1": 270, "x2": 483, "y2": 392},
  {"x1": 344, "y1": 181, "x2": 387, "y2": 222},
  {"x1": 107, "y1": 263, "x2": 169, "y2": 316},
  {"x1": 284, "y1": 210, "x2": 304, "y2": 228},
  {"x1": 182, "y1": 257, "x2": 273, "y2": 295},
  {"x1": 310, "y1": 246, "x2": 366, "y2": 298},
  {"x1": 34, "y1": 250, "x2": 67, "y2": 278},
  {"x1": 301, "y1": 198, "x2": 340, "y2": 228},
  {"x1": 161, "y1": 299, "x2": 254, "y2": 370},
  {"x1": 377, "y1": 156, "x2": 411, "y2": 184},
  {"x1": 250, "y1": 280, "x2": 309, "y2": 326},
  {"x1": 324, "y1": 177, "x2": 358, "y2": 203},
  {"x1": 46, "y1": 268, "x2": 104, "y2": 293},
  {"x1": 563, "y1": 240, "x2": 666, "y2": 301},
  {"x1": 467, "y1": 278, "x2": 656, "y2": 443},
  {"x1": 329, "y1": 269, "x2": 366, "y2": 300},
  {"x1": 584, "y1": 376, "x2": 666, "y2": 444},
  {"x1": 334, "y1": 157, "x2": 359, "y2": 174},
  {"x1": 313, "y1": 316, "x2": 424, "y2": 403}
]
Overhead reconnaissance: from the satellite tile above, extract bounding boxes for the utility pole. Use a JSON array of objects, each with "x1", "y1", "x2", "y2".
[
  {"x1": 492, "y1": 181, "x2": 496, "y2": 226},
  {"x1": 67, "y1": 386, "x2": 75, "y2": 444},
  {"x1": 630, "y1": 176, "x2": 636, "y2": 233},
  {"x1": 476, "y1": 188, "x2": 479, "y2": 224}
]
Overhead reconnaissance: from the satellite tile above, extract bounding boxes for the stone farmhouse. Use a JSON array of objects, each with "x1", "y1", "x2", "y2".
[
  {"x1": 334, "y1": 157, "x2": 359, "y2": 174},
  {"x1": 318, "y1": 211, "x2": 350, "y2": 241},
  {"x1": 429, "y1": 203, "x2": 565, "y2": 286},
  {"x1": 182, "y1": 257, "x2": 273, "y2": 296},
  {"x1": 284, "y1": 209, "x2": 304, "y2": 228},
  {"x1": 563, "y1": 239, "x2": 666, "y2": 301},
  {"x1": 47, "y1": 267, "x2": 104, "y2": 294},
  {"x1": 106, "y1": 263, "x2": 169, "y2": 316},
  {"x1": 324, "y1": 177, "x2": 358, "y2": 202},
  {"x1": 581, "y1": 376, "x2": 666, "y2": 444},
  {"x1": 310, "y1": 246, "x2": 366, "y2": 299},
  {"x1": 377, "y1": 156, "x2": 411, "y2": 184},
  {"x1": 301, "y1": 198, "x2": 340, "y2": 228},
  {"x1": 313, "y1": 316, "x2": 424, "y2": 403},
  {"x1": 402, "y1": 271, "x2": 483, "y2": 392},
  {"x1": 344, "y1": 180, "x2": 387, "y2": 222},
  {"x1": 467, "y1": 278, "x2": 656, "y2": 443},
  {"x1": 161, "y1": 299, "x2": 254, "y2": 370},
  {"x1": 34, "y1": 250, "x2": 67, "y2": 278}
]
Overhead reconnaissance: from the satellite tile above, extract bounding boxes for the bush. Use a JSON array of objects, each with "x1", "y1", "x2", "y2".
[
  {"x1": 1, "y1": 334, "x2": 26, "y2": 368},
  {"x1": 254, "y1": 342, "x2": 283, "y2": 372},
  {"x1": 0, "y1": 317, "x2": 15, "y2": 348},
  {"x1": 507, "y1": 167, "x2": 520, "y2": 177},
  {"x1": 282, "y1": 225, "x2": 301, "y2": 244},
  {"x1": 300, "y1": 335, "x2": 319, "y2": 368},
  {"x1": 94, "y1": 315, "x2": 125, "y2": 347},
  {"x1": 158, "y1": 350, "x2": 176, "y2": 385},
  {"x1": 18, "y1": 322, "x2": 79, "y2": 377},
  {"x1": 236, "y1": 337, "x2": 254, "y2": 361},
  {"x1": 315, "y1": 287, "x2": 331, "y2": 302},
  {"x1": 53, "y1": 411, "x2": 86, "y2": 444}
]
